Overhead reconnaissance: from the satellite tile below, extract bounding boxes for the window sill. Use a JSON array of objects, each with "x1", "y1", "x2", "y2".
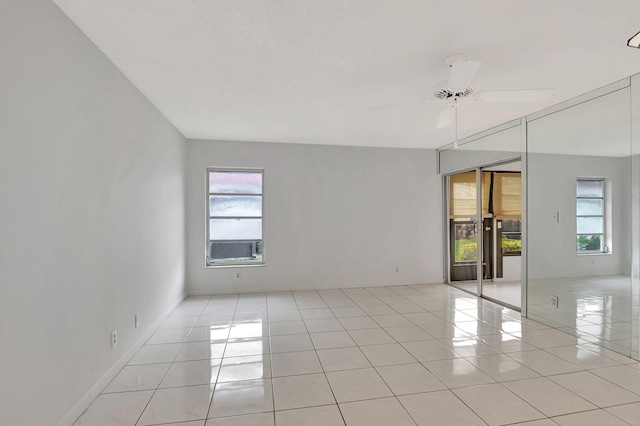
[
  {"x1": 503, "y1": 252, "x2": 521, "y2": 257},
  {"x1": 577, "y1": 252, "x2": 611, "y2": 256},
  {"x1": 206, "y1": 263, "x2": 266, "y2": 269}
]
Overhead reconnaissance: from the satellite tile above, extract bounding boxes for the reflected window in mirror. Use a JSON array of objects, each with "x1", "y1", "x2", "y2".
[
  {"x1": 493, "y1": 172, "x2": 522, "y2": 257},
  {"x1": 500, "y1": 219, "x2": 522, "y2": 256},
  {"x1": 576, "y1": 178, "x2": 607, "y2": 254}
]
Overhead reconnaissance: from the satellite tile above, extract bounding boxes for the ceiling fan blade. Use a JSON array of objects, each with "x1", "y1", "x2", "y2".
[
  {"x1": 366, "y1": 98, "x2": 439, "y2": 111},
  {"x1": 436, "y1": 105, "x2": 455, "y2": 129},
  {"x1": 448, "y1": 60, "x2": 481, "y2": 91},
  {"x1": 475, "y1": 89, "x2": 553, "y2": 102},
  {"x1": 366, "y1": 101, "x2": 416, "y2": 111}
]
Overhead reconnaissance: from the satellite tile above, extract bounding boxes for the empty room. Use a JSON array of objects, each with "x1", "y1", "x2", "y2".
[{"x1": 4, "y1": 1, "x2": 640, "y2": 426}]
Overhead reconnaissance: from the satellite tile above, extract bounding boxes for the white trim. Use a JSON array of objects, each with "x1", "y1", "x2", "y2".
[
  {"x1": 521, "y1": 116, "x2": 528, "y2": 317},
  {"x1": 56, "y1": 294, "x2": 186, "y2": 426},
  {"x1": 437, "y1": 119, "x2": 521, "y2": 152}
]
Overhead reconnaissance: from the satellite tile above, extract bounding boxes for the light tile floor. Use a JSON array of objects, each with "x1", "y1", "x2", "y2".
[
  {"x1": 527, "y1": 275, "x2": 634, "y2": 355},
  {"x1": 448, "y1": 280, "x2": 521, "y2": 309},
  {"x1": 74, "y1": 284, "x2": 640, "y2": 426}
]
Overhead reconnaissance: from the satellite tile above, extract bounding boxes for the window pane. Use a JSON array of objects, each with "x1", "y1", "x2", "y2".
[
  {"x1": 454, "y1": 223, "x2": 477, "y2": 262},
  {"x1": 502, "y1": 235, "x2": 522, "y2": 254},
  {"x1": 577, "y1": 235, "x2": 602, "y2": 252},
  {"x1": 210, "y1": 241, "x2": 263, "y2": 262},
  {"x1": 210, "y1": 195, "x2": 262, "y2": 217},
  {"x1": 501, "y1": 219, "x2": 521, "y2": 233},
  {"x1": 577, "y1": 217, "x2": 603, "y2": 234},
  {"x1": 576, "y1": 199, "x2": 603, "y2": 216},
  {"x1": 210, "y1": 171, "x2": 262, "y2": 194},
  {"x1": 577, "y1": 180, "x2": 603, "y2": 197},
  {"x1": 210, "y1": 218, "x2": 262, "y2": 240}
]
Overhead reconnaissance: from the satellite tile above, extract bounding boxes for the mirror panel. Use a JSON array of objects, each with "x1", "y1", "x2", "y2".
[
  {"x1": 631, "y1": 73, "x2": 640, "y2": 361},
  {"x1": 526, "y1": 84, "x2": 632, "y2": 356},
  {"x1": 438, "y1": 76, "x2": 640, "y2": 360}
]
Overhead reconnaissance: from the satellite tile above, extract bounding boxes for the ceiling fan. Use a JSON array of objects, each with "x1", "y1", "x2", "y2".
[{"x1": 435, "y1": 55, "x2": 553, "y2": 130}]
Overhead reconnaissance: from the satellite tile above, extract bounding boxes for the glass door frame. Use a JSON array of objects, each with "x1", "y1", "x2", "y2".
[
  {"x1": 444, "y1": 158, "x2": 522, "y2": 311},
  {"x1": 444, "y1": 167, "x2": 483, "y2": 297}
]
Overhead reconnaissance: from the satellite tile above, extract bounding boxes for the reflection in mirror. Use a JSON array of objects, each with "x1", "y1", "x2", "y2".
[
  {"x1": 527, "y1": 84, "x2": 632, "y2": 356},
  {"x1": 439, "y1": 121, "x2": 521, "y2": 174},
  {"x1": 441, "y1": 122, "x2": 522, "y2": 309},
  {"x1": 631, "y1": 73, "x2": 640, "y2": 361},
  {"x1": 482, "y1": 162, "x2": 522, "y2": 308}
]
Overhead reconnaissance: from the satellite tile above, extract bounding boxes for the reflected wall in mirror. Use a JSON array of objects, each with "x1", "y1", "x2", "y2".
[
  {"x1": 526, "y1": 83, "x2": 632, "y2": 356},
  {"x1": 438, "y1": 121, "x2": 521, "y2": 174}
]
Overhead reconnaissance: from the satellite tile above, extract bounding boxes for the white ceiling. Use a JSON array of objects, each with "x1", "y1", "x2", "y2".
[{"x1": 54, "y1": 0, "x2": 640, "y2": 149}]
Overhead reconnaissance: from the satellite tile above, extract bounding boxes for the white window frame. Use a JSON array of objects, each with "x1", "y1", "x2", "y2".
[
  {"x1": 576, "y1": 177, "x2": 607, "y2": 254},
  {"x1": 206, "y1": 167, "x2": 265, "y2": 267}
]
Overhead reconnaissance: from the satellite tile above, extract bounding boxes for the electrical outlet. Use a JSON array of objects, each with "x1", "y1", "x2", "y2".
[
  {"x1": 551, "y1": 296, "x2": 559, "y2": 308},
  {"x1": 135, "y1": 313, "x2": 140, "y2": 329},
  {"x1": 236, "y1": 272, "x2": 240, "y2": 279},
  {"x1": 111, "y1": 330, "x2": 118, "y2": 347},
  {"x1": 395, "y1": 267, "x2": 399, "y2": 272}
]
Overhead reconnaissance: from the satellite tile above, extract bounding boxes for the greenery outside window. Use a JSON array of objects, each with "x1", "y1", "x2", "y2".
[
  {"x1": 501, "y1": 219, "x2": 522, "y2": 256},
  {"x1": 207, "y1": 169, "x2": 264, "y2": 266},
  {"x1": 453, "y1": 219, "x2": 478, "y2": 262}
]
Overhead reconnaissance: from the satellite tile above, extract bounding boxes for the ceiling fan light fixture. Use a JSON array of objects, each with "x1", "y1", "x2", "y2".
[{"x1": 627, "y1": 30, "x2": 640, "y2": 48}]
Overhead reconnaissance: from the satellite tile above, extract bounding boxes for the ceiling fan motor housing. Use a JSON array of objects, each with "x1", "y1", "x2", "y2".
[{"x1": 434, "y1": 86, "x2": 474, "y2": 100}]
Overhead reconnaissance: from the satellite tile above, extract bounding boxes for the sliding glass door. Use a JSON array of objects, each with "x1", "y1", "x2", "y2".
[
  {"x1": 447, "y1": 170, "x2": 483, "y2": 296},
  {"x1": 478, "y1": 163, "x2": 522, "y2": 308},
  {"x1": 445, "y1": 161, "x2": 522, "y2": 309}
]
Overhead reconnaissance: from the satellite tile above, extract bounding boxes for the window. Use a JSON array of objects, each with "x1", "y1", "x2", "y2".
[
  {"x1": 207, "y1": 169, "x2": 264, "y2": 266},
  {"x1": 449, "y1": 172, "x2": 489, "y2": 264},
  {"x1": 493, "y1": 173, "x2": 521, "y2": 219},
  {"x1": 453, "y1": 221, "x2": 478, "y2": 262},
  {"x1": 500, "y1": 218, "x2": 522, "y2": 256},
  {"x1": 493, "y1": 173, "x2": 522, "y2": 256},
  {"x1": 576, "y1": 178, "x2": 605, "y2": 253},
  {"x1": 449, "y1": 171, "x2": 490, "y2": 218}
]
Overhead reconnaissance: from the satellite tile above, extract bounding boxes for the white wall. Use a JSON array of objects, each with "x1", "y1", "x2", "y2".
[
  {"x1": 499, "y1": 256, "x2": 522, "y2": 282},
  {"x1": 0, "y1": 2, "x2": 186, "y2": 425},
  {"x1": 186, "y1": 140, "x2": 443, "y2": 295},
  {"x1": 527, "y1": 153, "x2": 630, "y2": 279}
]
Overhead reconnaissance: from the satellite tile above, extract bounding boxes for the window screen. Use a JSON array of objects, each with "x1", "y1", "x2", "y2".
[{"x1": 207, "y1": 169, "x2": 264, "y2": 266}]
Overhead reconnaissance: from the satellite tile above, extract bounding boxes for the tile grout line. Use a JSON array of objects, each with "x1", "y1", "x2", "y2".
[
  {"x1": 306, "y1": 302, "x2": 348, "y2": 426},
  {"x1": 133, "y1": 295, "x2": 213, "y2": 426},
  {"x1": 75, "y1": 284, "x2": 640, "y2": 426},
  {"x1": 264, "y1": 295, "x2": 277, "y2": 426}
]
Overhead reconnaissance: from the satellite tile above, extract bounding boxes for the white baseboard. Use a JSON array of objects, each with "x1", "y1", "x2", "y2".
[{"x1": 56, "y1": 293, "x2": 186, "y2": 426}]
